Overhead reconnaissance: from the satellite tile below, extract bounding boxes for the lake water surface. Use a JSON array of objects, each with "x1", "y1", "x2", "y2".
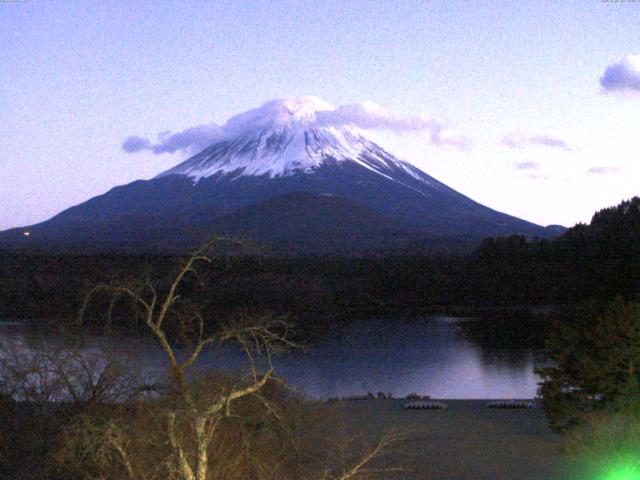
[{"x1": 0, "y1": 316, "x2": 550, "y2": 399}]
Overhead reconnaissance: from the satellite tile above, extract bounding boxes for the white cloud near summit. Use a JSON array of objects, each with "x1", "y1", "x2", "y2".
[
  {"x1": 122, "y1": 98, "x2": 471, "y2": 155},
  {"x1": 123, "y1": 123, "x2": 224, "y2": 155},
  {"x1": 316, "y1": 101, "x2": 434, "y2": 132},
  {"x1": 317, "y1": 101, "x2": 471, "y2": 148},
  {"x1": 600, "y1": 55, "x2": 640, "y2": 93}
]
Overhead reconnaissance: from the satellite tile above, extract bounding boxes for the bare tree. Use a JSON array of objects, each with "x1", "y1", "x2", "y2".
[
  {"x1": 71, "y1": 239, "x2": 404, "y2": 480},
  {"x1": 0, "y1": 328, "x2": 148, "y2": 417}
]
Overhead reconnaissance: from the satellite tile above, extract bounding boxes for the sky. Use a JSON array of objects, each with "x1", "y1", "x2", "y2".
[{"x1": 1, "y1": 0, "x2": 639, "y2": 230}]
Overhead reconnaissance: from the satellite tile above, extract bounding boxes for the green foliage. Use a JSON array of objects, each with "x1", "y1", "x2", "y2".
[
  {"x1": 537, "y1": 298, "x2": 640, "y2": 431},
  {"x1": 562, "y1": 400, "x2": 640, "y2": 479},
  {"x1": 476, "y1": 196, "x2": 640, "y2": 304}
]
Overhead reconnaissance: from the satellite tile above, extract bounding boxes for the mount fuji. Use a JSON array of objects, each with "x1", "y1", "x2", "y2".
[{"x1": 0, "y1": 97, "x2": 563, "y2": 254}]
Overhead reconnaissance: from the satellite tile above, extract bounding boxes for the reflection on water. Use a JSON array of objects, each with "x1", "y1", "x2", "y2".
[
  {"x1": 0, "y1": 316, "x2": 551, "y2": 400},
  {"x1": 267, "y1": 317, "x2": 550, "y2": 399}
]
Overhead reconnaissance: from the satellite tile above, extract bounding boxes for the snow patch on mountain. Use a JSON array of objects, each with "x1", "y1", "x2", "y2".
[
  {"x1": 158, "y1": 124, "x2": 400, "y2": 181},
  {"x1": 154, "y1": 96, "x2": 449, "y2": 197}
]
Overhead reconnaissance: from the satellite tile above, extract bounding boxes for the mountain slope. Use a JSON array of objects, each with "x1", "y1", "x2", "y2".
[{"x1": 0, "y1": 97, "x2": 563, "y2": 253}]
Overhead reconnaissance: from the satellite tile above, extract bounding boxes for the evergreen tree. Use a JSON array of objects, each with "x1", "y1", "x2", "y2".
[{"x1": 537, "y1": 297, "x2": 640, "y2": 431}]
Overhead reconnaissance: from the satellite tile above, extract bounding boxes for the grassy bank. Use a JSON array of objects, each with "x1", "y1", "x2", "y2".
[{"x1": 335, "y1": 399, "x2": 569, "y2": 480}]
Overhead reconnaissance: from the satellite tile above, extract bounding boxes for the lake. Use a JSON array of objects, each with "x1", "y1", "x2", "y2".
[{"x1": 0, "y1": 316, "x2": 550, "y2": 400}]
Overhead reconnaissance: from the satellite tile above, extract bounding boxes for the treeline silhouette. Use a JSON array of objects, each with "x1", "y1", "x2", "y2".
[
  {"x1": 1, "y1": 197, "x2": 637, "y2": 326},
  {"x1": 475, "y1": 196, "x2": 639, "y2": 304}
]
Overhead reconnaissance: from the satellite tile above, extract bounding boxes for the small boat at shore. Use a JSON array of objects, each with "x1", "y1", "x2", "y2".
[
  {"x1": 404, "y1": 401, "x2": 447, "y2": 410},
  {"x1": 486, "y1": 400, "x2": 534, "y2": 409}
]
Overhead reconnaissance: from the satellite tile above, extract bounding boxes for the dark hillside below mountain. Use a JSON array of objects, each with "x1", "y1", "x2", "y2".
[{"x1": 0, "y1": 198, "x2": 635, "y2": 324}]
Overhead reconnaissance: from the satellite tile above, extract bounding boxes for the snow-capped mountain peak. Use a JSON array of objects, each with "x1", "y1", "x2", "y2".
[
  {"x1": 224, "y1": 96, "x2": 334, "y2": 132},
  {"x1": 157, "y1": 97, "x2": 429, "y2": 183}
]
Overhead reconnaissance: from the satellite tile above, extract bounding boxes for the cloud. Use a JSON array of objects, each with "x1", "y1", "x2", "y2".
[
  {"x1": 428, "y1": 123, "x2": 473, "y2": 149},
  {"x1": 122, "y1": 124, "x2": 224, "y2": 155},
  {"x1": 514, "y1": 161, "x2": 540, "y2": 170},
  {"x1": 123, "y1": 97, "x2": 471, "y2": 155},
  {"x1": 317, "y1": 101, "x2": 471, "y2": 149},
  {"x1": 528, "y1": 135, "x2": 572, "y2": 151},
  {"x1": 528, "y1": 173, "x2": 549, "y2": 180},
  {"x1": 503, "y1": 133, "x2": 572, "y2": 152},
  {"x1": 316, "y1": 101, "x2": 435, "y2": 132},
  {"x1": 600, "y1": 55, "x2": 640, "y2": 93},
  {"x1": 122, "y1": 136, "x2": 151, "y2": 153},
  {"x1": 587, "y1": 166, "x2": 621, "y2": 175}
]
